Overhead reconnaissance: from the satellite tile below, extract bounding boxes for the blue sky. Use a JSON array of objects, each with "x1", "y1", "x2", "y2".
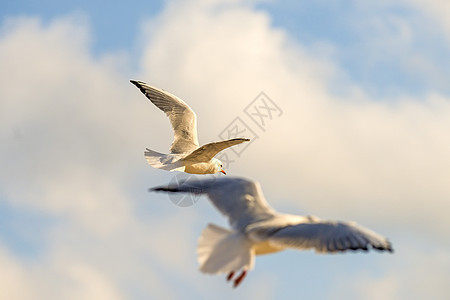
[
  {"x1": 2, "y1": 0, "x2": 163, "y2": 52},
  {"x1": 1, "y1": 0, "x2": 450, "y2": 299}
]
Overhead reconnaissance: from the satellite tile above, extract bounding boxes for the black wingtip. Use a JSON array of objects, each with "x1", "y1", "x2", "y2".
[
  {"x1": 387, "y1": 244, "x2": 394, "y2": 253},
  {"x1": 229, "y1": 138, "x2": 250, "y2": 142},
  {"x1": 149, "y1": 186, "x2": 179, "y2": 193},
  {"x1": 130, "y1": 79, "x2": 148, "y2": 87},
  {"x1": 373, "y1": 242, "x2": 394, "y2": 253},
  {"x1": 130, "y1": 80, "x2": 149, "y2": 96},
  {"x1": 384, "y1": 240, "x2": 394, "y2": 253}
]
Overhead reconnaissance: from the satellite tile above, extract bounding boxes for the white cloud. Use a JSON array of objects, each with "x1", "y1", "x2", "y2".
[
  {"x1": 0, "y1": 244, "x2": 124, "y2": 300},
  {"x1": 331, "y1": 247, "x2": 450, "y2": 299},
  {"x1": 0, "y1": 247, "x2": 34, "y2": 299},
  {"x1": 400, "y1": 0, "x2": 450, "y2": 41}
]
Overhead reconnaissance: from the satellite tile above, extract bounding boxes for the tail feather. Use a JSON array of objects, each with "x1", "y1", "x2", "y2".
[
  {"x1": 197, "y1": 224, "x2": 254, "y2": 274},
  {"x1": 144, "y1": 148, "x2": 185, "y2": 172}
]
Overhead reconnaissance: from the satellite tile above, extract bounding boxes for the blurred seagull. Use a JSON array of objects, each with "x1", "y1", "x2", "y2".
[
  {"x1": 131, "y1": 80, "x2": 249, "y2": 174},
  {"x1": 151, "y1": 177, "x2": 393, "y2": 288}
]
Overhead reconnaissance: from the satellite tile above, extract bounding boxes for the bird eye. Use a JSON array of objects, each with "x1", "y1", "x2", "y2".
[{"x1": 220, "y1": 164, "x2": 223, "y2": 167}]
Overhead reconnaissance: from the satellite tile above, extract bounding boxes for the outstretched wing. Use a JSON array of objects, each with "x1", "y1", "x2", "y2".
[
  {"x1": 249, "y1": 220, "x2": 393, "y2": 253},
  {"x1": 151, "y1": 177, "x2": 277, "y2": 231},
  {"x1": 131, "y1": 80, "x2": 199, "y2": 153},
  {"x1": 182, "y1": 138, "x2": 250, "y2": 163}
]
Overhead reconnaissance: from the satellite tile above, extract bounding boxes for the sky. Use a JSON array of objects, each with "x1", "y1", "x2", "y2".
[{"x1": 1, "y1": 0, "x2": 450, "y2": 299}]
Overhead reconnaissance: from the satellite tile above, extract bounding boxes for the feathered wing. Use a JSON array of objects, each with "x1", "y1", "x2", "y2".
[
  {"x1": 130, "y1": 80, "x2": 199, "y2": 153},
  {"x1": 151, "y1": 177, "x2": 277, "y2": 231},
  {"x1": 249, "y1": 219, "x2": 393, "y2": 253},
  {"x1": 197, "y1": 224, "x2": 254, "y2": 274},
  {"x1": 144, "y1": 148, "x2": 186, "y2": 171},
  {"x1": 182, "y1": 138, "x2": 250, "y2": 163}
]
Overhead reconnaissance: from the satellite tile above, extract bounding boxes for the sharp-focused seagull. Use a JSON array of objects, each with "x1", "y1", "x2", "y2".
[
  {"x1": 151, "y1": 177, "x2": 393, "y2": 288},
  {"x1": 131, "y1": 80, "x2": 249, "y2": 174}
]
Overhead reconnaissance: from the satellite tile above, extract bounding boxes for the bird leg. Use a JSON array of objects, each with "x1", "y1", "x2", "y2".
[
  {"x1": 233, "y1": 270, "x2": 247, "y2": 288},
  {"x1": 226, "y1": 271, "x2": 235, "y2": 281}
]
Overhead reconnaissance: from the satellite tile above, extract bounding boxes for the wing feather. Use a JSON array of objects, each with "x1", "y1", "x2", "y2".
[
  {"x1": 182, "y1": 138, "x2": 250, "y2": 163},
  {"x1": 249, "y1": 220, "x2": 392, "y2": 253},
  {"x1": 131, "y1": 80, "x2": 199, "y2": 153},
  {"x1": 151, "y1": 177, "x2": 277, "y2": 231}
]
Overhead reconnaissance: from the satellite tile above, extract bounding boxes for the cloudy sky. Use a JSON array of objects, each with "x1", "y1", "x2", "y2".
[{"x1": 1, "y1": 0, "x2": 450, "y2": 299}]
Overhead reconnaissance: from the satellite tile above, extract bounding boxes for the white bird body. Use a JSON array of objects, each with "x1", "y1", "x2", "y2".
[
  {"x1": 131, "y1": 80, "x2": 250, "y2": 174},
  {"x1": 143, "y1": 149, "x2": 222, "y2": 174},
  {"x1": 152, "y1": 177, "x2": 393, "y2": 287}
]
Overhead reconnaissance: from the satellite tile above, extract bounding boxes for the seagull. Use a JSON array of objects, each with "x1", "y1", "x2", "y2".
[
  {"x1": 131, "y1": 80, "x2": 250, "y2": 174},
  {"x1": 151, "y1": 177, "x2": 393, "y2": 288}
]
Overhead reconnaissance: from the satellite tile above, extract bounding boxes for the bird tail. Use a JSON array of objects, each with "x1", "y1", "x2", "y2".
[
  {"x1": 197, "y1": 223, "x2": 254, "y2": 274},
  {"x1": 144, "y1": 148, "x2": 185, "y2": 172}
]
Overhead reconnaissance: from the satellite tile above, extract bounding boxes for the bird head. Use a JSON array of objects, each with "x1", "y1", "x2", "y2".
[{"x1": 212, "y1": 158, "x2": 226, "y2": 175}]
